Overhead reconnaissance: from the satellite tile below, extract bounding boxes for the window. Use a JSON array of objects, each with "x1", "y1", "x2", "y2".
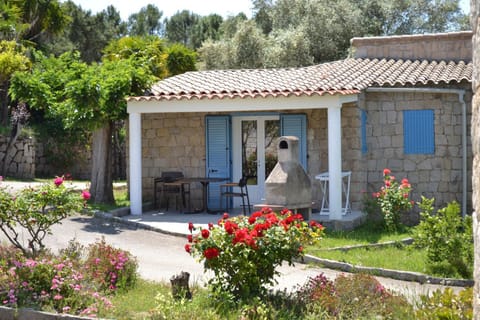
[{"x1": 403, "y1": 110, "x2": 435, "y2": 154}]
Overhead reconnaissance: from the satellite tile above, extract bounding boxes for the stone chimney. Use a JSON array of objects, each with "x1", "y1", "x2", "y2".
[{"x1": 351, "y1": 31, "x2": 472, "y2": 62}]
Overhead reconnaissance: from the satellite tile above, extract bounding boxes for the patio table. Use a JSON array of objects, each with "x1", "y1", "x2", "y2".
[{"x1": 181, "y1": 177, "x2": 228, "y2": 213}]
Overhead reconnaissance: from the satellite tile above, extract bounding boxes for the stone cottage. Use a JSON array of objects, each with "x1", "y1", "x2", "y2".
[{"x1": 126, "y1": 31, "x2": 473, "y2": 221}]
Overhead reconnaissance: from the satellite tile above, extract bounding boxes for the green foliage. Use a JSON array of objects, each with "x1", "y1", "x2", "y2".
[
  {"x1": 45, "y1": 2, "x2": 125, "y2": 62},
  {"x1": 186, "y1": 208, "x2": 324, "y2": 301},
  {"x1": 0, "y1": 41, "x2": 31, "y2": 83},
  {"x1": 371, "y1": 168, "x2": 413, "y2": 232},
  {"x1": 413, "y1": 197, "x2": 473, "y2": 278},
  {"x1": 166, "y1": 44, "x2": 197, "y2": 76},
  {"x1": 415, "y1": 287, "x2": 473, "y2": 320},
  {"x1": 0, "y1": 176, "x2": 87, "y2": 258}
]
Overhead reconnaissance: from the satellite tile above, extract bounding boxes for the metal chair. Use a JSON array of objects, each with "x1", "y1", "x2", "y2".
[
  {"x1": 220, "y1": 176, "x2": 251, "y2": 215},
  {"x1": 154, "y1": 171, "x2": 190, "y2": 211}
]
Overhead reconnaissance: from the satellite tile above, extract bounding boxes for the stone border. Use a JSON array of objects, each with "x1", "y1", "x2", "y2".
[
  {"x1": 302, "y1": 255, "x2": 474, "y2": 287},
  {"x1": 0, "y1": 306, "x2": 97, "y2": 320}
]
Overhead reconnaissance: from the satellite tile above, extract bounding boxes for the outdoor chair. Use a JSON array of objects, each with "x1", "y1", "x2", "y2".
[
  {"x1": 154, "y1": 171, "x2": 190, "y2": 211},
  {"x1": 219, "y1": 176, "x2": 251, "y2": 215}
]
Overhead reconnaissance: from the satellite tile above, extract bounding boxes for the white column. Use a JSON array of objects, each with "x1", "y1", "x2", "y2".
[
  {"x1": 129, "y1": 112, "x2": 142, "y2": 215},
  {"x1": 327, "y1": 105, "x2": 342, "y2": 220}
]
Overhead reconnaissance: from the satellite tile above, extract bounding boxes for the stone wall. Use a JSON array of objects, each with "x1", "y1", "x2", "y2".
[
  {"x1": 0, "y1": 136, "x2": 35, "y2": 179},
  {"x1": 35, "y1": 141, "x2": 92, "y2": 180},
  {"x1": 351, "y1": 31, "x2": 472, "y2": 62},
  {"x1": 361, "y1": 88, "x2": 473, "y2": 218},
  {"x1": 140, "y1": 112, "x2": 207, "y2": 208}
]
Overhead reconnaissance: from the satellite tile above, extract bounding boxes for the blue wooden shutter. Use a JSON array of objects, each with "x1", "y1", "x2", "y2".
[
  {"x1": 403, "y1": 110, "x2": 435, "y2": 154},
  {"x1": 206, "y1": 115, "x2": 231, "y2": 210},
  {"x1": 280, "y1": 114, "x2": 307, "y2": 169},
  {"x1": 361, "y1": 110, "x2": 367, "y2": 154}
]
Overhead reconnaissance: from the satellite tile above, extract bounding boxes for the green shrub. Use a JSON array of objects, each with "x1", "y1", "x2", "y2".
[
  {"x1": 413, "y1": 197, "x2": 473, "y2": 278},
  {"x1": 415, "y1": 287, "x2": 472, "y2": 320}
]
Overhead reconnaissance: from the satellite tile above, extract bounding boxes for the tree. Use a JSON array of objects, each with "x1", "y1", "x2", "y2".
[
  {"x1": 166, "y1": 43, "x2": 197, "y2": 76},
  {"x1": 1, "y1": 0, "x2": 69, "y2": 44},
  {"x1": 0, "y1": 41, "x2": 30, "y2": 126},
  {"x1": 127, "y1": 4, "x2": 163, "y2": 36},
  {"x1": 44, "y1": 1, "x2": 126, "y2": 62},
  {"x1": 164, "y1": 10, "x2": 200, "y2": 48}
]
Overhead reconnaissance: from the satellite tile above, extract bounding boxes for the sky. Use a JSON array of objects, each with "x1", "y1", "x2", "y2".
[
  {"x1": 68, "y1": 0, "x2": 254, "y2": 20},
  {"x1": 68, "y1": 0, "x2": 470, "y2": 21}
]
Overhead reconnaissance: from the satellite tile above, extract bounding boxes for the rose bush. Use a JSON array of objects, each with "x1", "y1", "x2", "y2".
[
  {"x1": 0, "y1": 176, "x2": 89, "y2": 257},
  {"x1": 372, "y1": 168, "x2": 413, "y2": 231},
  {"x1": 185, "y1": 208, "x2": 324, "y2": 301}
]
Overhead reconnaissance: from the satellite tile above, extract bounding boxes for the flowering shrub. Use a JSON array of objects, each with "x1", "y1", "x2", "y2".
[
  {"x1": 0, "y1": 176, "x2": 89, "y2": 257},
  {"x1": 0, "y1": 246, "x2": 112, "y2": 317},
  {"x1": 84, "y1": 237, "x2": 138, "y2": 292},
  {"x1": 185, "y1": 208, "x2": 324, "y2": 301},
  {"x1": 296, "y1": 273, "x2": 412, "y2": 318},
  {"x1": 372, "y1": 168, "x2": 413, "y2": 231}
]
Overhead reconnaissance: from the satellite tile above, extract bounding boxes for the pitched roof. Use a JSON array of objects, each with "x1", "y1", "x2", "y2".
[{"x1": 127, "y1": 58, "x2": 472, "y2": 102}]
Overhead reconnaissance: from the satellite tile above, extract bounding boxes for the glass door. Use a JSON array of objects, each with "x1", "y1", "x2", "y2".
[{"x1": 232, "y1": 115, "x2": 280, "y2": 206}]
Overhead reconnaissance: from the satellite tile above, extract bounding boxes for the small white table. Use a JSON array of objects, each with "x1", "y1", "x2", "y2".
[{"x1": 315, "y1": 171, "x2": 351, "y2": 215}]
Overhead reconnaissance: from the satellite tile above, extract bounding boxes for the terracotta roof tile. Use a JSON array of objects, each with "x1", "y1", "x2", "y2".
[{"x1": 128, "y1": 58, "x2": 472, "y2": 102}]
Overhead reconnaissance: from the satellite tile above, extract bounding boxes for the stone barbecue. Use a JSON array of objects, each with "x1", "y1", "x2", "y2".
[{"x1": 263, "y1": 136, "x2": 312, "y2": 220}]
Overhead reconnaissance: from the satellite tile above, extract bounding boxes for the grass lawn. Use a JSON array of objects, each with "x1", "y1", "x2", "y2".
[
  {"x1": 308, "y1": 244, "x2": 429, "y2": 275},
  {"x1": 313, "y1": 223, "x2": 413, "y2": 249},
  {"x1": 305, "y1": 224, "x2": 436, "y2": 276}
]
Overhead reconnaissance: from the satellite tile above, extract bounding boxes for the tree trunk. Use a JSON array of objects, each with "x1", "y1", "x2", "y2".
[
  {"x1": 0, "y1": 82, "x2": 9, "y2": 127},
  {"x1": 472, "y1": 1, "x2": 480, "y2": 318},
  {"x1": 89, "y1": 122, "x2": 115, "y2": 204}
]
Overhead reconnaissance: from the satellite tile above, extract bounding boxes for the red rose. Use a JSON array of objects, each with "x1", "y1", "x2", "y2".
[
  {"x1": 208, "y1": 223, "x2": 214, "y2": 230},
  {"x1": 203, "y1": 247, "x2": 219, "y2": 259},
  {"x1": 224, "y1": 220, "x2": 238, "y2": 235},
  {"x1": 223, "y1": 213, "x2": 229, "y2": 220},
  {"x1": 201, "y1": 229, "x2": 210, "y2": 239},
  {"x1": 184, "y1": 244, "x2": 191, "y2": 253},
  {"x1": 309, "y1": 220, "x2": 324, "y2": 230},
  {"x1": 187, "y1": 234, "x2": 193, "y2": 243},
  {"x1": 188, "y1": 222, "x2": 194, "y2": 232}
]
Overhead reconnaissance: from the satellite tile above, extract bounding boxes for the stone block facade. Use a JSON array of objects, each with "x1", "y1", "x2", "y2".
[
  {"x1": 360, "y1": 87, "x2": 473, "y2": 216},
  {"x1": 351, "y1": 31, "x2": 472, "y2": 62},
  {"x1": 0, "y1": 136, "x2": 35, "y2": 179}
]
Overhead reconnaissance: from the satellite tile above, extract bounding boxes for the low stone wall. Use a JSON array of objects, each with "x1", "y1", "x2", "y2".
[{"x1": 0, "y1": 136, "x2": 35, "y2": 179}]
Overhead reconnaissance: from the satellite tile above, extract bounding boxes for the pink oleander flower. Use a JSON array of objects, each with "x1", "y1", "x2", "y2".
[
  {"x1": 81, "y1": 190, "x2": 91, "y2": 201},
  {"x1": 54, "y1": 176, "x2": 63, "y2": 186}
]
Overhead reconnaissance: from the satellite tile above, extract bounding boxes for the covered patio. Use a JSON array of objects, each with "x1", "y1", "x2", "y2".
[{"x1": 127, "y1": 90, "x2": 358, "y2": 221}]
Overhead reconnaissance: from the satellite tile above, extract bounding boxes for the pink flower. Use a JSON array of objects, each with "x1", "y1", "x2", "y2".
[
  {"x1": 54, "y1": 176, "x2": 63, "y2": 186},
  {"x1": 81, "y1": 190, "x2": 91, "y2": 201},
  {"x1": 54, "y1": 294, "x2": 63, "y2": 300},
  {"x1": 383, "y1": 168, "x2": 391, "y2": 176},
  {"x1": 0, "y1": 176, "x2": 3, "y2": 181}
]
